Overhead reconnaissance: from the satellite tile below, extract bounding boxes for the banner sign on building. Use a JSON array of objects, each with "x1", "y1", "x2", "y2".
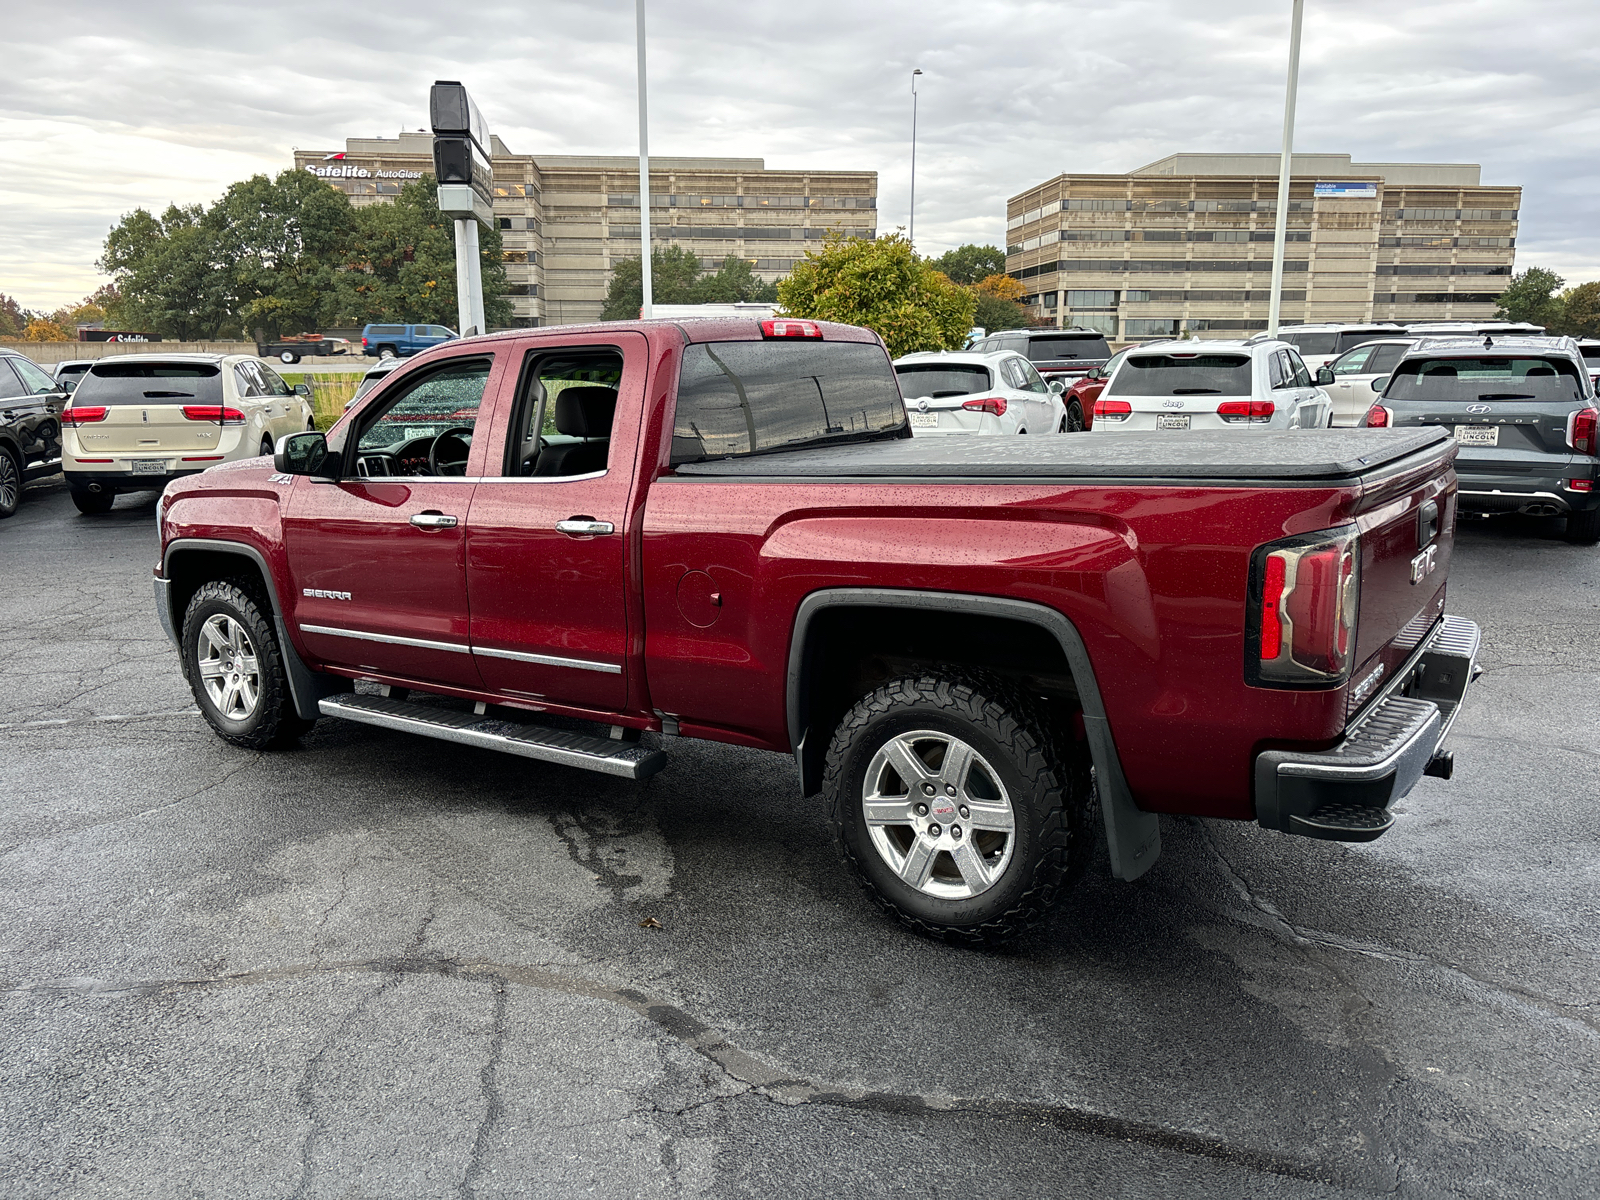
[{"x1": 1314, "y1": 181, "x2": 1378, "y2": 198}]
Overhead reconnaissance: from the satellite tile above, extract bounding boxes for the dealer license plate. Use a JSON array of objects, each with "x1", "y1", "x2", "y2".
[
  {"x1": 130, "y1": 459, "x2": 169, "y2": 475},
  {"x1": 909, "y1": 412, "x2": 939, "y2": 428},
  {"x1": 1454, "y1": 425, "x2": 1499, "y2": 446},
  {"x1": 1156, "y1": 414, "x2": 1190, "y2": 430}
]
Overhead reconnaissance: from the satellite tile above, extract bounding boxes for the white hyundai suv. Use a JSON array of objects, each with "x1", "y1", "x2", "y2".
[
  {"x1": 61, "y1": 354, "x2": 315, "y2": 514},
  {"x1": 1089, "y1": 340, "x2": 1332, "y2": 434},
  {"x1": 893, "y1": 349, "x2": 1069, "y2": 436}
]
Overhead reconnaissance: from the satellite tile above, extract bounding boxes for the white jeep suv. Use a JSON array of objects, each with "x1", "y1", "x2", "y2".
[
  {"x1": 1089, "y1": 340, "x2": 1332, "y2": 434},
  {"x1": 893, "y1": 349, "x2": 1069, "y2": 436},
  {"x1": 61, "y1": 354, "x2": 315, "y2": 514}
]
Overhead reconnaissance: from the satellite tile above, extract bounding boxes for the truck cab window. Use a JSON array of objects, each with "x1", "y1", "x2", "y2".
[
  {"x1": 354, "y1": 357, "x2": 492, "y2": 477},
  {"x1": 504, "y1": 349, "x2": 625, "y2": 477}
]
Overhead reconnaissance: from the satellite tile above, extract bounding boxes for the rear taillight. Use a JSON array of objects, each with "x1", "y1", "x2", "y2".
[
  {"x1": 1094, "y1": 399, "x2": 1132, "y2": 420},
  {"x1": 1568, "y1": 406, "x2": 1598, "y2": 455},
  {"x1": 182, "y1": 405, "x2": 246, "y2": 426},
  {"x1": 1365, "y1": 404, "x2": 1392, "y2": 428},
  {"x1": 1247, "y1": 526, "x2": 1361, "y2": 689},
  {"x1": 362, "y1": 336, "x2": 369, "y2": 347},
  {"x1": 961, "y1": 396, "x2": 1007, "y2": 416},
  {"x1": 760, "y1": 319, "x2": 822, "y2": 339},
  {"x1": 1567, "y1": 479, "x2": 1594, "y2": 492},
  {"x1": 60, "y1": 406, "x2": 108, "y2": 424},
  {"x1": 1217, "y1": 400, "x2": 1275, "y2": 425}
]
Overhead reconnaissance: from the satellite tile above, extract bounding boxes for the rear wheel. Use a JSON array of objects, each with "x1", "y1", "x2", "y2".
[
  {"x1": 1565, "y1": 507, "x2": 1600, "y2": 545},
  {"x1": 69, "y1": 484, "x2": 114, "y2": 514},
  {"x1": 259, "y1": 436, "x2": 274, "y2": 458},
  {"x1": 182, "y1": 578, "x2": 314, "y2": 749},
  {"x1": 279, "y1": 350, "x2": 299, "y2": 364},
  {"x1": 377, "y1": 346, "x2": 398, "y2": 361},
  {"x1": 824, "y1": 672, "x2": 1095, "y2": 945},
  {"x1": 0, "y1": 447, "x2": 20, "y2": 518}
]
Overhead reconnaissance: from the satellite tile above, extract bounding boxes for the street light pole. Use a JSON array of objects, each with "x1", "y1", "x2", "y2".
[
  {"x1": 636, "y1": 0, "x2": 653, "y2": 319},
  {"x1": 909, "y1": 68, "x2": 922, "y2": 250},
  {"x1": 1267, "y1": 0, "x2": 1305, "y2": 337}
]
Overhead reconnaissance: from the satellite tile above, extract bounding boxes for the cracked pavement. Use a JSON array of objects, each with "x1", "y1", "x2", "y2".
[{"x1": 1, "y1": 475, "x2": 1596, "y2": 1197}]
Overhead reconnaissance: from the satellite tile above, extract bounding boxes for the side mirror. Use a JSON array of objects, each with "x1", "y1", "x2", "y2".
[
  {"x1": 1315, "y1": 366, "x2": 1335, "y2": 385},
  {"x1": 58, "y1": 377, "x2": 77, "y2": 394},
  {"x1": 1086, "y1": 368, "x2": 1102, "y2": 381},
  {"x1": 274, "y1": 431, "x2": 338, "y2": 479},
  {"x1": 1048, "y1": 379, "x2": 1066, "y2": 395},
  {"x1": 1371, "y1": 377, "x2": 1389, "y2": 392},
  {"x1": 293, "y1": 382, "x2": 311, "y2": 397}
]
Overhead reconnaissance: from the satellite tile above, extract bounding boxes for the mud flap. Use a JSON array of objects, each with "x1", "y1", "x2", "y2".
[{"x1": 1083, "y1": 713, "x2": 1161, "y2": 881}]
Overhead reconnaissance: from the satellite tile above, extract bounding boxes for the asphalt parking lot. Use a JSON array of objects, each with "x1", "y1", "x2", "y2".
[{"x1": 1, "y1": 473, "x2": 1596, "y2": 1199}]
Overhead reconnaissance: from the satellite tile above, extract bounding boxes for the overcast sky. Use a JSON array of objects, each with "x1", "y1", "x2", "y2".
[{"x1": 3, "y1": 0, "x2": 1597, "y2": 311}]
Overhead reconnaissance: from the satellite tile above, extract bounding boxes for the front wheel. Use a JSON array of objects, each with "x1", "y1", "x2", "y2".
[
  {"x1": 1565, "y1": 507, "x2": 1600, "y2": 545},
  {"x1": 823, "y1": 673, "x2": 1095, "y2": 945},
  {"x1": 182, "y1": 579, "x2": 314, "y2": 749}
]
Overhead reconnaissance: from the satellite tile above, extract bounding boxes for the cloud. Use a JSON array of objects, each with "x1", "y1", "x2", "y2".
[{"x1": 2, "y1": 0, "x2": 1597, "y2": 310}]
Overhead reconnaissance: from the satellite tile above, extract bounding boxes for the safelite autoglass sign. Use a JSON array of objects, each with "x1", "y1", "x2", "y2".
[{"x1": 310, "y1": 152, "x2": 422, "y2": 181}]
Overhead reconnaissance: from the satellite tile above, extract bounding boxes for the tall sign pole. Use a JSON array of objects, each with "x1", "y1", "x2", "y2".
[
  {"x1": 431, "y1": 80, "x2": 494, "y2": 336},
  {"x1": 909, "y1": 69, "x2": 922, "y2": 250},
  {"x1": 637, "y1": 0, "x2": 653, "y2": 318},
  {"x1": 1267, "y1": 0, "x2": 1305, "y2": 337}
]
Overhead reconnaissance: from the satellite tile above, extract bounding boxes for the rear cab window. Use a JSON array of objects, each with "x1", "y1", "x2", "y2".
[
  {"x1": 73, "y1": 362, "x2": 224, "y2": 405},
  {"x1": 1387, "y1": 357, "x2": 1587, "y2": 402},
  {"x1": 894, "y1": 363, "x2": 992, "y2": 398},
  {"x1": 1108, "y1": 353, "x2": 1254, "y2": 397},
  {"x1": 671, "y1": 340, "x2": 908, "y2": 465}
]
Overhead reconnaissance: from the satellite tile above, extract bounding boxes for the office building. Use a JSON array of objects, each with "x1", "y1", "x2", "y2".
[
  {"x1": 295, "y1": 133, "x2": 877, "y2": 327},
  {"x1": 1005, "y1": 153, "x2": 1520, "y2": 340}
]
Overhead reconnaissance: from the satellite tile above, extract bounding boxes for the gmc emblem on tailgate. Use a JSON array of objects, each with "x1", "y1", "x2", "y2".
[{"x1": 1410, "y1": 545, "x2": 1438, "y2": 585}]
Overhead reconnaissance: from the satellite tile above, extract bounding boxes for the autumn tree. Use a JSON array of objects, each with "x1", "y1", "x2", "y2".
[
  {"x1": 776, "y1": 232, "x2": 975, "y2": 357},
  {"x1": 0, "y1": 293, "x2": 25, "y2": 338},
  {"x1": 929, "y1": 244, "x2": 1007, "y2": 286},
  {"x1": 23, "y1": 318, "x2": 70, "y2": 341}
]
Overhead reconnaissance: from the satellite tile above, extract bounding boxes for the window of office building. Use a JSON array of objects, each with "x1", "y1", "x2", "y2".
[
  {"x1": 1124, "y1": 319, "x2": 1180, "y2": 337},
  {"x1": 1073, "y1": 314, "x2": 1117, "y2": 335},
  {"x1": 1066, "y1": 290, "x2": 1117, "y2": 308},
  {"x1": 1063, "y1": 199, "x2": 1131, "y2": 212}
]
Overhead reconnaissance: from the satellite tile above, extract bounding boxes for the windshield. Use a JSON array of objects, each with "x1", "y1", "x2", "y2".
[
  {"x1": 1336, "y1": 330, "x2": 1395, "y2": 352},
  {"x1": 1027, "y1": 336, "x2": 1111, "y2": 362},
  {"x1": 72, "y1": 361, "x2": 224, "y2": 405},
  {"x1": 1107, "y1": 353, "x2": 1253, "y2": 397},
  {"x1": 672, "y1": 340, "x2": 907, "y2": 464},
  {"x1": 1580, "y1": 347, "x2": 1600, "y2": 364},
  {"x1": 894, "y1": 363, "x2": 991, "y2": 398},
  {"x1": 1287, "y1": 333, "x2": 1338, "y2": 355},
  {"x1": 352, "y1": 371, "x2": 395, "y2": 403},
  {"x1": 1386, "y1": 357, "x2": 1586, "y2": 402}
]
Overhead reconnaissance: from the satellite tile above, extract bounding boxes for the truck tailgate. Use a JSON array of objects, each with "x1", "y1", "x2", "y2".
[{"x1": 1344, "y1": 436, "x2": 1459, "y2": 718}]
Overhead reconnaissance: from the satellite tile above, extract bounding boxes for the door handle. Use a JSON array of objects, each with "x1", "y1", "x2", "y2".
[
  {"x1": 410, "y1": 511, "x2": 459, "y2": 529},
  {"x1": 556, "y1": 518, "x2": 614, "y2": 536}
]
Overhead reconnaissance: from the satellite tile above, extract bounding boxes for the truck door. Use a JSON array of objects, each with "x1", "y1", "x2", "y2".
[
  {"x1": 463, "y1": 332, "x2": 647, "y2": 714},
  {"x1": 283, "y1": 352, "x2": 501, "y2": 689}
]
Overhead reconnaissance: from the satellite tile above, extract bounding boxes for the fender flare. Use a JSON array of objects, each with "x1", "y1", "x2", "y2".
[
  {"x1": 785, "y1": 587, "x2": 1160, "y2": 881},
  {"x1": 159, "y1": 537, "x2": 342, "y2": 721}
]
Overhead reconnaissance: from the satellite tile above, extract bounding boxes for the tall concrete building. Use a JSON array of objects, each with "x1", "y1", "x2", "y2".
[
  {"x1": 294, "y1": 132, "x2": 877, "y2": 327},
  {"x1": 1005, "y1": 153, "x2": 1520, "y2": 341}
]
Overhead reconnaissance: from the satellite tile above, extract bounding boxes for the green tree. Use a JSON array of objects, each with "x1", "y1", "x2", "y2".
[
  {"x1": 1551, "y1": 281, "x2": 1600, "y2": 338},
  {"x1": 692, "y1": 255, "x2": 779, "y2": 304},
  {"x1": 208, "y1": 169, "x2": 357, "y2": 339},
  {"x1": 776, "y1": 232, "x2": 975, "y2": 357},
  {"x1": 600, "y1": 246, "x2": 706, "y2": 318},
  {"x1": 1495, "y1": 267, "x2": 1565, "y2": 329},
  {"x1": 337, "y1": 179, "x2": 511, "y2": 331},
  {"x1": 99, "y1": 203, "x2": 237, "y2": 340},
  {"x1": 928, "y1": 244, "x2": 1007, "y2": 286},
  {"x1": 0, "y1": 293, "x2": 25, "y2": 338}
]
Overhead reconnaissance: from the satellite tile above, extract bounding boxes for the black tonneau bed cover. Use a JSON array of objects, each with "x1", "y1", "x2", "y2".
[{"x1": 674, "y1": 429, "x2": 1455, "y2": 483}]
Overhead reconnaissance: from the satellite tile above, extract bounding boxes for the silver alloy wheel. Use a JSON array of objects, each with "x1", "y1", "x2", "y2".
[
  {"x1": 197, "y1": 614, "x2": 262, "y2": 721},
  {"x1": 0, "y1": 451, "x2": 17, "y2": 513},
  {"x1": 862, "y1": 729, "x2": 1017, "y2": 899}
]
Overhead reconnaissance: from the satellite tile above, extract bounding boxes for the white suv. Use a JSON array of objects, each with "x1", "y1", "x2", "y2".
[
  {"x1": 1090, "y1": 340, "x2": 1332, "y2": 434},
  {"x1": 893, "y1": 349, "x2": 1069, "y2": 436},
  {"x1": 1319, "y1": 338, "x2": 1420, "y2": 425},
  {"x1": 1249, "y1": 323, "x2": 1409, "y2": 372},
  {"x1": 61, "y1": 354, "x2": 315, "y2": 514}
]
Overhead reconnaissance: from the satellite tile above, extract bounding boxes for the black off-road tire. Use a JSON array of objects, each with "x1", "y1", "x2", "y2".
[
  {"x1": 69, "y1": 484, "x2": 115, "y2": 514},
  {"x1": 1565, "y1": 507, "x2": 1600, "y2": 545},
  {"x1": 182, "y1": 577, "x2": 315, "y2": 749},
  {"x1": 823, "y1": 672, "x2": 1096, "y2": 946}
]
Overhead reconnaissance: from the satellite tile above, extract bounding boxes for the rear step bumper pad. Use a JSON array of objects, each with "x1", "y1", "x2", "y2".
[
  {"x1": 317, "y1": 694, "x2": 668, "y2": 781},
  {"x1": 1254, "y1": 614, "x2": 1481, "y2": 842}
]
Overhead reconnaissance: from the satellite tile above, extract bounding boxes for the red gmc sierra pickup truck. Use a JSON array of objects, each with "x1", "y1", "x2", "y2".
[{"x1": 149, "y1": 316, "x2": 1480, "y2": 943}]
